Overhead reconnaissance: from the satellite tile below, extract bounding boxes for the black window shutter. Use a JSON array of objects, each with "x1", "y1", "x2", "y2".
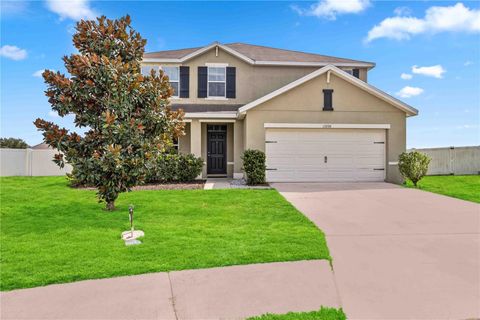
[
  {"x1": 323, "y1": 89, "x2": 333, "y2": 111},
  {"x1": 179, "y1": 66, "x2": 189, "y2": 98},
  {"x1": 198, "y1": 66, "x2": 208, "y2": 98},
  {"x1": 352, "y1": 69, "x2": 360, "y2": 79},
  {"x1": 226, "y1": 67, "x2": 236, "y2": 98}
]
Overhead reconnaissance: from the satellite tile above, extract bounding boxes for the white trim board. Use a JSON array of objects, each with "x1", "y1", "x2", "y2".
[
  {"x1": 199, "y1": 119, "x2": 236, "y2": 123},
  {"x1": 238, "y1": 64, "x2": 418, "y2": 117},
  {"x1": 264, "y1": 123, "x2": 391, "y2": 129},
  {"x1": 184, "y1": 112, "x2": 237, "y2": 119},
  {"x1": 254, "y1": 61, "x2": 374, "y2": 68}
]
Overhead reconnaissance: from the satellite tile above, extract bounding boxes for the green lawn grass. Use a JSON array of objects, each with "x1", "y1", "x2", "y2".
[
  {"x1": 0, "y1": 176, "x2": 329, "y2": 291},
  {"x1": 405, "y1": 175, "x2": 480, "y2": 203},
  {"x1": 247, "y1": 307, "x2": 346, "y2": 320}
]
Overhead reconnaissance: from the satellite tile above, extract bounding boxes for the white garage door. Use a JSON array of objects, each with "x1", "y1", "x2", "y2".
[{"x1": 265, "y1": 128, "x2": 386, "y2": 182}]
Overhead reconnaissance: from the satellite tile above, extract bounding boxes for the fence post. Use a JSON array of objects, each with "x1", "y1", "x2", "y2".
[
  {"x1": 449, "y1": 146, "x2": 455, "y2": 175},
  {"x1": 25, "y1": 148, "x2": 32, "y2": 176}
]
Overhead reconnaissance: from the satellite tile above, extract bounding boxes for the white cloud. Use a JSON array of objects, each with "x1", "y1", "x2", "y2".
[
  {"x1": 464, "y1": 60, "x2": 473, "y2": 66},
  {"x1": 400, "y1": 73, "x2": 413, "y2": 80},
  {"x1": 0, "y1": 45, "x2": 27, "y2": 60},
  {"x1": 46, "y1": 0, "x2": 97, "y2": 21},
  {"x1": 292, "y1": 0, "x2": 370, "y2": 20},
  {"x1": 397, "y1": 86, "x2": 424, "y2": 98},
  {"x1": 456, "y1": 124, "x2": 478, "y2": 130},
  {"x1": 366, "y1": 3, "x2": 480, "y2": 42},
  {"x1": 412, "y1": 65, "x2": 446, "y2": 78},
  {"x1": 33, "y1": 69, "x2": 46, "y2": 78},
  {"x1": 394, "y1": 6, "x2": 412, "y2": 16},
  {"x1": 48, "y1": 111, "x2": 60, "y2": 118}
]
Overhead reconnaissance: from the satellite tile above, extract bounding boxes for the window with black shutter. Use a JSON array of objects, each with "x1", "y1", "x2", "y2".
[
  {"x1": 226, "y1": 67, "x2": 236, "y2": 98},
  {"x1": 179, "y1": 66, "x2": 189, "y2": 98},
  {"x1": 323, "y1": 89, "x2": 333, "y2": 111},
  {"x1": 198, "y1": 66, "x2": 208, "y2": 98}
]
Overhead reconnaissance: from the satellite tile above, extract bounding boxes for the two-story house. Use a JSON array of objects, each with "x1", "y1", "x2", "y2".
[{"x1": 142, "y1": 42, "x2": 418, "y2": 183}]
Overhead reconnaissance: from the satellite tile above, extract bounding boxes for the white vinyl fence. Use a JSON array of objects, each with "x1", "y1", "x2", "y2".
[
  {"x1": 0, "y1": 148, "x2": 72, "y2": 176},
  {"x1": 408, "y1": 146, "x2": 480, "y2": 176}
]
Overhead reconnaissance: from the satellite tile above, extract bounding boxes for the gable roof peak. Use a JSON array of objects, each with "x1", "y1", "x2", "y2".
[{"x1": 238, "y1": 64, "x2": 418, "y2": 117}]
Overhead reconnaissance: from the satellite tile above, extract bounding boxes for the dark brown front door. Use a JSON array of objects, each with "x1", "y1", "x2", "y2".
[{"x1": 207, "y1": 125, "x2": 227, "y2": 175}]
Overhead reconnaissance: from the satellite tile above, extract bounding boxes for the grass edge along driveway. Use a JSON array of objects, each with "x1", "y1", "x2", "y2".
[
  {"x1": 247, "y1": 307, "x2": 347, "y2": 320},
  {"x1": 405, "y1": 175, "x2": 480, "y2": 203},
  {"x1": 0, "y1": 176, "x2": 330, "y2": 291}
]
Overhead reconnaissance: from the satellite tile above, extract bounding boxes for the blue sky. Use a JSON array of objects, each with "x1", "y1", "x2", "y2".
[{"x1": 1, "y1": 0, "x2": 479, "y2": 148}]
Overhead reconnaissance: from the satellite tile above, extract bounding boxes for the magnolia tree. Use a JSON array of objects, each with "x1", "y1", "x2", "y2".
[{"x1": 34, "y1": 16, "x2": 184, "y2": 210}]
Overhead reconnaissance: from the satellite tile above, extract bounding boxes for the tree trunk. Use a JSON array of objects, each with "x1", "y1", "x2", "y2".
[{"x1": 106, "y1": 201, "x2": 116, "y2": 211}]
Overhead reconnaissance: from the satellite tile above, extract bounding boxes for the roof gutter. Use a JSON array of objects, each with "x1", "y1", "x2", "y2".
[{"x1": 142, "y1": 58, "x2": 375, "y2": 69}]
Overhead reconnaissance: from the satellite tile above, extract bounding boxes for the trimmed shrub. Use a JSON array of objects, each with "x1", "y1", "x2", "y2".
[
  {"x1": 242, "y1": 149, "x2": 266, "y2": 185},
  {"x1": 177, "y1": 154, "x2": 204, "y2": 182},
  {"x1": 398, "y1": 151, "x2": 431, "y2": 186},
  {"x1": 148, "y1": 153, "x2": 203, "y2": 183}
]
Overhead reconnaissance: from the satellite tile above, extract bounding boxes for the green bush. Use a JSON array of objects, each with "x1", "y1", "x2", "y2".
[
  {"x1": 398, "y1": 151, "x2": 431, "y2": 186},
  {"x1": 148, "y1": 153, "x2": 203, "y2": 183},
  {"x1": 0, "y1": 137, "x2": 29, "y2": 149},
  {"x1": 242, "y1": 149, "x2": 266, "y2": 185},
  {"x1": 177, "y1": 154, "x2": 204, "y2": 182}
]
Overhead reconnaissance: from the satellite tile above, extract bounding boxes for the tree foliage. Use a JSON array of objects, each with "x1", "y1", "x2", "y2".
[
  {"x1": 398, "y1": 151, "x2": 431, "y2": 186},
  {"x1": 0, "y1": 138, "x2": 29, "y2": 149},
  {"x1": 34, "y1": 15, "x2": 184, "y2": 210}
]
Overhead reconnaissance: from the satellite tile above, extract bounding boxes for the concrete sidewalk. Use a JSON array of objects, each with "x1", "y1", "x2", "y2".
[
  {"x1": 274, "y1": 182, "x2": 480, "y2": 320},
  {"x1": 1, "y1": 260, "x2": 339, "y2": 320}
]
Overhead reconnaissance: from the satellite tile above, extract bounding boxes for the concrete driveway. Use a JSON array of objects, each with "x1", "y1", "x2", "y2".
[{"x1": 273, "y1": 182, "x2": 480, "y2": 320}]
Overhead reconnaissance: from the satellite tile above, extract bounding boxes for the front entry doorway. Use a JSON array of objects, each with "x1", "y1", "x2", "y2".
[{"x1": 207, "y1": 125, "x2": 227, "y2": 175}]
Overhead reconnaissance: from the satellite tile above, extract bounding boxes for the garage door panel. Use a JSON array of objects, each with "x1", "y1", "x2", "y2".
[
  {"x1": 265, "y1": 128, "x2": 385, "y2": 182},
  {"x1": 355, "y1": 156, "x2": 384, "y2": 167}
]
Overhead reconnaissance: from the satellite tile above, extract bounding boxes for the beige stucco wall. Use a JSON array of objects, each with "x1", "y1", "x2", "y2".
[
  {"x1": 243, "y1": 72, "x2": 407, "y2": 183},
  {"x1": 143, "y1": 47, "x2": 369, "y2": 107},
  {"x1": 178, "y1": 122, "x2": 191, "y2": 154}
]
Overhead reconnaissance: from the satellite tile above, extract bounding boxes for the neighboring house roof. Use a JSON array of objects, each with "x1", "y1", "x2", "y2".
[
  {"x1": 31, "y1": 143, "x2": 51, "y2": 150},
  {"x1": 143, "y1": 42, "x2": 375, "y2": 68},
  {"x1": 238, "y1": 65, "x2": 418, "y2": 117}
]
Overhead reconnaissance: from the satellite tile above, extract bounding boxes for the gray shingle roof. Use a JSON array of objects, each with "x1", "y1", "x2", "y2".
[{"x1": 144, "y1": 42, "x2": 374, "y2": 66}]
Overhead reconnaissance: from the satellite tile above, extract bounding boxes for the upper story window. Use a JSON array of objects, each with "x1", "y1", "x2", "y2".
[
  {"x1": 141, "y1": 65, "x2": 180, "y2": 97},
  {"x1": 162, "y1": 66, "x2": 180, "y2": 98},
  {"x1": 141, "y1": 65, "x2": 156, "y2": 76},
  {"x1": 207, "y1": 67, "x2": 226, "y2": 97},
  {"x1": 343, "y1": 68, "x2": 360, "y2": 79}
]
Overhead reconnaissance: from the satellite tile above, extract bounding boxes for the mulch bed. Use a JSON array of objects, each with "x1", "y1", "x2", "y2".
[{"x1": 74, "y1": 180, "x2": 206, "y2": 191}]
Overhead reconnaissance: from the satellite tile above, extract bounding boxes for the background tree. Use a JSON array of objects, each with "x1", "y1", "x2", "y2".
[
  {"x1": 0, "y1": 138, "x2": 29, "y2": 149},
  {"x1": 34, "y1": 15, "x2": 184, "y2": 210},
  {"x1": 398, "y1": 151, "x2": 431, "y2": 186}
]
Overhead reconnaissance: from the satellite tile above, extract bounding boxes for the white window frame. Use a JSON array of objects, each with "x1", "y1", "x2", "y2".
[
  {"x1": 172, "y1": 137, "x2": 180, "y2": 153},
  {"x1": 161, "y1": 65, "x2": 180, "y2": 99},
  {"x1": 206, "y1": 63, "x2": 228, "y2": 99}
]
